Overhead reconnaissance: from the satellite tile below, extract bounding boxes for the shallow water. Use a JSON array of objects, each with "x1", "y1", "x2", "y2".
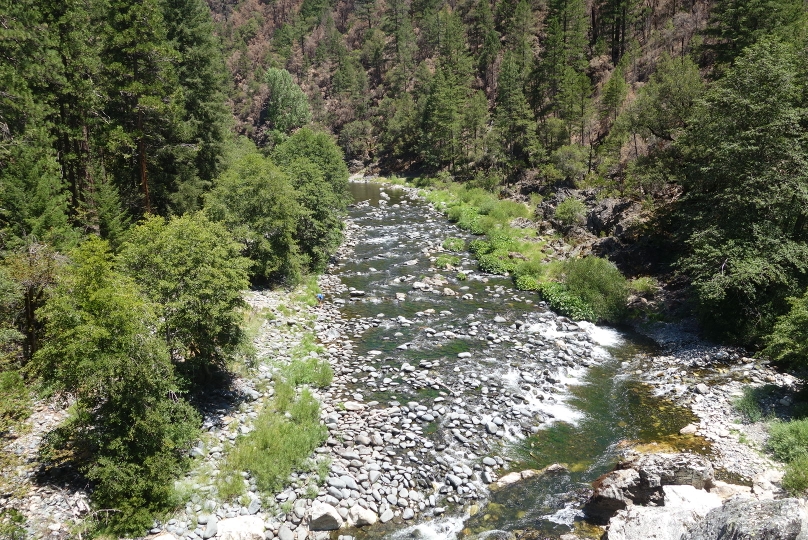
[{"x1": 332, "y1": 181, "x2": 700, "y2": 539}]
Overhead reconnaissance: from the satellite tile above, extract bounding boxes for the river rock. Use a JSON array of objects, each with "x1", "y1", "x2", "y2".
[
  {"x1": 201, "y1": 515, "x2": 217, "y2": 539},
  {"x1": 348, "y1": 506, "x2": 378, "y2": 527},
  {"x1": 277, "y1": 524, "x2": 295, "y2": 540},
  {"x1": 684, "y1": 498, "x2": 808, "y2": 540},
  {"x1": 217, "y1": 516, "x2": 265, "y2": 540},
  {"x1": 343, "y1": 401, "x2": 365, "y2": 411},
  {"x1": 308, "y1": 501, "x2": 344, "y2": 530}
]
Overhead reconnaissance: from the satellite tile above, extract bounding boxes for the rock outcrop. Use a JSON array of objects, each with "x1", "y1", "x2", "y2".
[{"x1": 685, "y1": 498, "x2": 808, "y2": 540}]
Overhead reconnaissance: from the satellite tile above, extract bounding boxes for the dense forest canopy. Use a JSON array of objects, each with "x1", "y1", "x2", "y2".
[{"x1": 2, "y1": 0, "x2": 808, "y2": 532}]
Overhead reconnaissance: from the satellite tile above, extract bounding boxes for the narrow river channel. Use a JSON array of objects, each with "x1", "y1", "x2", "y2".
[{"x1": 329, "y1": 181, "x2": 698, "y2": 540}]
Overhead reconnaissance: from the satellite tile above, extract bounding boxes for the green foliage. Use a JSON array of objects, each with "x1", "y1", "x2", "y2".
[
  {"x1": 763, "y1": 290, "x2": 808, "y2": 366},
  {"x1": 118, "y1": 214, "x2": 251, "y2": 384},
  {"x1": 32, "y1": 238, "x2": 199, "y2": 534},
  {"x1": 435, "y1": 255, "x2": 461, "y2": 269},
  {"x1": 206, "y1": 141, "x2": 302, "y2": 283},
  {"x1": 0, "y1": 509, "x2": 26, "y2": 540},
  {"x1": 732, "y1": 386, "x2": 764, "y2": 423},
  {"x1": 0, "y1": 371, "x2": 30, "y2": 435},
  {"x1": 629, "y1": 276, "x2": 657, "y2": 296},
  {"x1": 442, "y1": 237, "x2": 466, "y2": 251},
  {"x1": 515, "y1": 274, "x2": 540, "y2": 291},
  {"x1": 554, "y1": 197, "x2": 586, "y2": 228},
  {"x1": 218, "y1": 388, "x2": 327, "y2": 498},
  {"x1": 767, "y1": 419, "x2": 808, "y2": 463},
  {"x1": 676, "y1": 39, "x2": 808, "y2": 343},
  {"x1": 272, "y1": 129, "x2": 350, "y2": 273},
  {"x1": 782, "y1": 455, "x2": 808, "y2": 495},
  {"x1": 537, "y1": 282, "x2": 596, "y2": 321},
  {"x1": 262, "y1": 68, "x2": 311, "y2": 140},
  {"x1": 563, "y1": 256, "x2": 628, "y2": 322}
]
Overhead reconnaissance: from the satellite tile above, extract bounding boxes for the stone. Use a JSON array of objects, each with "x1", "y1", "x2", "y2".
[
  {"x1": 247, "y1": 497, "x2": 261, "y2": 515},
  {"x1": 277, "y1": 525, "x2": 295, "y2": 540},
  {"x1": 708, "y1": 481, "x2": 752, "y2": 502},
  {"x1": 348, "y1": 506, "x2": 378, "y2": 527},
  {"x1": 446, "y1": 475, "x2": 463, "y2": 488},
  {"x1": 695, "y1": 383, "x2": 709, "y2": 395},
  {"x1": 201, "y1": 515, "x2": 217, "y2": 539},
  {"x1": 343, "y1": 401, "x2": 365, "y2": 411},
  {"x1": 402, "y1": 508, "x2": 415, "y2": 520},
  {"x1": 217, "y1": 516, "x2": 265, "y2": 540},
  {"x1": 379, "y1": 509, "x2": 395, "y2": 523},
  {"x1": 685, "y1": 498, "x2": 808, "y2": 540},
  {"x1": 483, "y1": 457, "x2": 497, "y2": 467},
  {"x1": 679, "y1": 424, "x2": 698, "y2": 435},
  {"x1": 154, "y1": 534, "x2": 177, "y2": 540},
  {"x1": 308, "y1": 501, "x2": 344, "y2": 531}
]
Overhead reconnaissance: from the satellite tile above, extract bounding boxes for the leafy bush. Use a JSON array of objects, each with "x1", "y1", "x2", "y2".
[
  {"x1": 782, "y1": 455, "x2": 808, "y2": 495},
  {"x1": 554, "y1": 197, "x2": 586, "y2": 228},
  {"x1": 435, "y1": 255, "x2": 460, "y2": 269},
  {"x1": 767, "y1": 419, "x2": 808, "y2": 463},
  {"x1": 119, "y1": 214, "x2": 251, "y2": 383},
  {"x1": 732, "y1": 386, "x2": 764, "y2": 423},
  {"x1": 282, "y1": 356, "x2": 333, "y2": 388},
  {"x1": 563, "y1": 257, "x2": 628, "y2": 323},
  {"x1": 630, "y1": 276, "x2": 658, "y2": 297},
  {"x1": 0, "y1": 371, "x2": 30, "y2": 434},
  {"x1": 515, "y1": 275, "x2": 540, "y2": 291},
  {"x1": 442, "y1": 237, "x2": 465, "y2": 252},
  {"x1": 537, "y1": 282, "x2": 596, "y2": 321},
  {"x1": 763, "y1": 290, "x2": 808, "y2": 366},
  {"x1": 478, "y1": 253, "x2": 517, "y2": 275}
]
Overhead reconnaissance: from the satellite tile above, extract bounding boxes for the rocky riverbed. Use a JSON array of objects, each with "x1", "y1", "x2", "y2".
[{"x1": 1, "y1": 180, "x2": 802, "y2": 540}]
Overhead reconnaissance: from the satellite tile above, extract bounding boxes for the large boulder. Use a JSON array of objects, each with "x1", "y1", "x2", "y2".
[
  {"x1": 217, "y1": 516, "x2": 265, "y2": 540},
  {"x1": 587, "y1": 198, "x2": 638, "y2": 236},
  {"x1": 348, "y1": 505, "x2": 378, "y2": 527},
  {"x1": 308, "y1": 501, "x2": 344, "y2": 530},
  {"x1": 605, "y1": 485, "x2": 722, "y2": 540},
  {"x1": 684, "y1": 498, "x2": 808, "y2": 540},
  {"x1": 584, "y1": 453, "x2": 715, "y2": 524}
]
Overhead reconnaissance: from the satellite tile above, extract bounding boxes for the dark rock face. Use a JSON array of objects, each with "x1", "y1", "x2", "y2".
[
  {"x1": 583, "y1": 453, "x2": 715, "y2": 524},
  {"x1": 685, "y1": 498, "x2": 808, "y2": 540},
  {"x1": 586, "y1": 198, "x2": 638, "y2": 236}
]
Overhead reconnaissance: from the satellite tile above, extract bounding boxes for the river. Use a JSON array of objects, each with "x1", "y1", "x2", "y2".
[{"x1": 328, "y1": 181, "x2": 698, "y2": 540}]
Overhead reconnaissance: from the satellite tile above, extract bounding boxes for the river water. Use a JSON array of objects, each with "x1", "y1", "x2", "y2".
[{"x1": 331, "y1": 181, "x2": 698, "y2": 539}]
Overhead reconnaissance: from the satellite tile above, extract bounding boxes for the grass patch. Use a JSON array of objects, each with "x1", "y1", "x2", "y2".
[
  {"x1": 435, "y1": 255, "x2": 461, "y2": 269},
  {"x1": 733, "y1": 386, "x2": 764, "y2": 423},
  {"x1": 281, "y1": 356, "x2": 333, "y2": 388},
  {"x1": 630, "y1": 276, "x2": 657, "y2": 296},
  {"x1": 0, "y1": 370, "x2": 31, "y2": 434},
  {"x1": 442, "y1": 237, "x2": 465, "y2": 252},
  {"x1": 217, "y1": 388, "x2": 327, "y2": 499},
  {"x1": 767, "y1": 418, "x2": 808, "y2": 463},
  {"x1": 782, "y1": 454, "x2": 808, "y2": 495}
]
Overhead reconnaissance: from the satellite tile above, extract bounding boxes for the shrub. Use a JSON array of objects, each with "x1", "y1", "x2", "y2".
[
  {"x1": 763, "y1": 290, "x2": 808, "y2": 366},
  {"x1": 782, "y1": 455, "x2": 808, "y2": 495},
  {"x1": 630, "y1": 276, "x2": 658, "y2": 297},
  {"x1": 0, "y1": 371, "x2": 30, "y2": 434},
  {"x1": 478, "y1": 253, "x2": 517, "y2": 275},
  {"x1": 442, "y1": 237, "x2": 465, "y2": 252},
  {"x1": 563, "y1": 257, "x2": 628, "y2": 323},
  {"x1": 282, "y1": 356, "x2": 333, "y2": 388},
  {"x1": 732, "y1": 386, "x2": 764, "y2": 423},
  {"x1": 554, "y1": 197, "x2": 586, "y2": 228},
  {"x1": 537, "y1": 282, "x2": 596, "y2": 321},
  {"x1": 435, "y1": 255, "x2": 460, "y2": 269},
  {"x1": 515, "y1": 275, "x2": 540, "y2": 291},
  {"x1": 768, "y1": 419, "x2": 808, "y2": 463}
]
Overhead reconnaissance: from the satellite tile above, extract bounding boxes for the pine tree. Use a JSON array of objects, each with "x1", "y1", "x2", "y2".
[{"x1": 495, "y1": 52, "x2": 540, "y2": 170}]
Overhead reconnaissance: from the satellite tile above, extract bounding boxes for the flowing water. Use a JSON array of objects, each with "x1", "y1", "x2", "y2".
[{"x1": 332, "y1": 181, "x2": 701, "y2": 539}]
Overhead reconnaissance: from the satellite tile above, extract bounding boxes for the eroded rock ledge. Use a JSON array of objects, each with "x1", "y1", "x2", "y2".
[{"x1": 582, "y1": 452, "x2": 807, "y2": 540}]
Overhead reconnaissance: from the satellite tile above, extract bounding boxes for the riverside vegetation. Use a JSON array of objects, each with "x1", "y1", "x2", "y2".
[{"x1": 3, "y1": 0, "x2": 808, "y2": 535}]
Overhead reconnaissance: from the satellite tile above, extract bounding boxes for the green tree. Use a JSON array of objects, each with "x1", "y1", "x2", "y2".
[
  {"x1": 118, "y1": 214, "x2": 251, "y2": 383},
  {"x1": 708, "y1": 0, "x2": 805, "y2": 64},
  {"x1": 495, "y1": 52, "x2": 541, "y2": 170},
  {"x1": 32, "y1": 238, "x2": 199, "y2": 533},
  {"x1": 600, "y1": 65, "x2": 628, "y2": 121},
  {"x1": 676, "y1": 39, "x2": 808, "y2": 342},
  {"x1": 261, "y1": 68, "x2": 311, "y2": 143},
  {"x1": 205, "y1": 141, "x2": 302, "y2": 283},
  {"x1": 633, "y1": 54, "x2": 703, "y2": 141}
]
